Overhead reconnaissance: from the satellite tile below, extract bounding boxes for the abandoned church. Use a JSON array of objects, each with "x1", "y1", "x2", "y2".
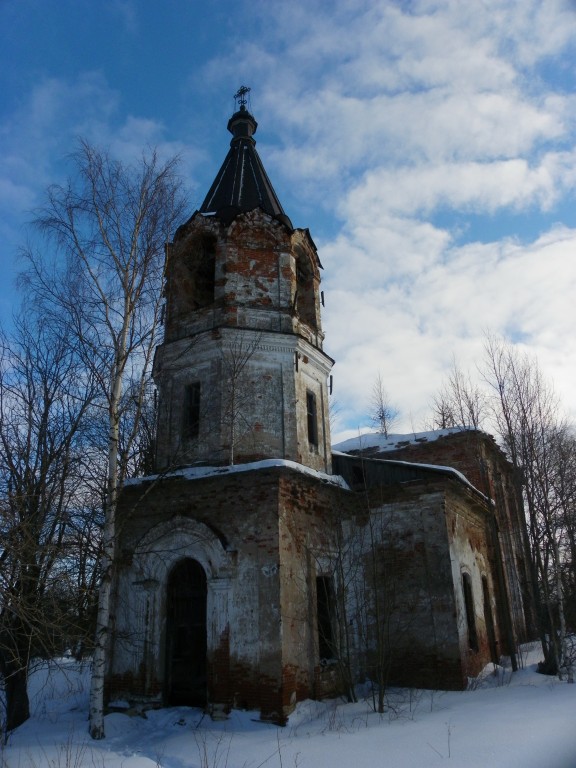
[{"x1": 106, "y1": 92, "x2": 534, "y2": 723}]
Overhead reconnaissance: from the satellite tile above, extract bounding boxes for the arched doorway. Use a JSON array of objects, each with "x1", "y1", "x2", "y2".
[{"x1": 165, "y1": 558, "x2": 207, "y2": 706}]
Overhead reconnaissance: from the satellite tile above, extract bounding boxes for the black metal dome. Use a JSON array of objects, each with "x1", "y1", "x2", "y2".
[{"x1": 200, "y1": 104, "x2": 292, "y2": 229}]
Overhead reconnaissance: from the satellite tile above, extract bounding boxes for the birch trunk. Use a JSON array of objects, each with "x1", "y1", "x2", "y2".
[
  {"x1": 89, "y1": 310, "x2": 130, "y2": 739},
  {"x1": 30, "y1": 141, "x2": 185, "y2": 739}
]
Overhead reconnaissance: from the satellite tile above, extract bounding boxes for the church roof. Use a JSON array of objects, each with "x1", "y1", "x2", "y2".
[{"x1": 199, "y1": 104, "x2": 293, "y2": 229}]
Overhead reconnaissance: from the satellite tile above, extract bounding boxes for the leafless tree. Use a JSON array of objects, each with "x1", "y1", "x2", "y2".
[
  {"x1": 0, "y1": 312, "x2": 96, "y2": 732},
  {"x1": 546, "y1": 424, "x2": 576, "y2": 677},
  {"x1": 430, "y1": 359, "x2": 488, "y2": 431},
  {"x1": 26, "y1": 140, "x2": 187, "y2": 738},
  {"x1": 549, "y1": 427, "x2": 576, "y2": 643},
  {"x1": 286, "y1": 474, "x2": 441, "y2": 713},
  {"x1": 370, "y1": 372, "x2": 398, "y2": 437},
  {"x1": 315, "y1": 515, "x2": 361, "y2": 704},
  {"x1": 329, "y1": 397, "x2": 342, "y2": 436},
  {"x1": 483, "y1": 335, "x2": 573, "y2": 679},
  {"x1": 117, "y1": 376, "x2": 157, "y2": 478},
  {"x1": 350, "y1": 494, "x2": 440, "y2": 714},
  {"x1": 220, "y1": 333, "x2": 262, "y2": 465}
]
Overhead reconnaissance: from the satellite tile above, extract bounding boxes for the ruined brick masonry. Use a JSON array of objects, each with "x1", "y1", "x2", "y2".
[{"x1": 106, "y1": 100, "x2": 533, "y2": 722}]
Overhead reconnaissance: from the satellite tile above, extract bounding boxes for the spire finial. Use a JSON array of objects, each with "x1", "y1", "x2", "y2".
[{"x1": 234, "y1": 85, "x2": 251, "y2": 111}]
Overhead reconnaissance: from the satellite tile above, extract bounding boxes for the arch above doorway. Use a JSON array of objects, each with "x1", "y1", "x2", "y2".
[
  {"x1": 132, "y1": 515, "x2": 232, "y2": 583},
  {"x1": 127, "y1": 516, "x2": 233, "y2": 708}
]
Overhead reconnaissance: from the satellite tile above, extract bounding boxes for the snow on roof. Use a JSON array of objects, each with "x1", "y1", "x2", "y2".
[
  {"x1": 333, "y1": 450, "x2": 490, "y2": 503},
  {"x1": 332, "y1": 428, "x2": 491, "y2": 502},
  {"x1": 125, "y1": 457, "x2": 350, "y2": 490},
  {"x1": 333, "y1": 427, "x2": 474, "y2": 454}
]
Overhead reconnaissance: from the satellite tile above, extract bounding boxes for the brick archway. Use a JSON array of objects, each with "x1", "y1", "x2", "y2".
[{"x1": 126, "y1": 517, "x2": 233, "y2": 710}]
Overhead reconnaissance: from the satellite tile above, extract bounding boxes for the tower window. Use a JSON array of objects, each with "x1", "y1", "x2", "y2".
[
  {"x1": 316, "y1": 576, "x2": 337, "y2": 661},
  {"x1": 294, "y1": 248, "x2": 318, "y2": 330},
  {"x1": 306, "y1": 390, "x2": 318, "y2": 447},
  {"x1": 186, "y1": 235, "x2": 216, "y2": 309},
  {"x1": 462, "y1": 573, "x2": 479, "y2": 652},
  {"x1": 182, "y1": 382, "x2": 201, "y2": 440}
]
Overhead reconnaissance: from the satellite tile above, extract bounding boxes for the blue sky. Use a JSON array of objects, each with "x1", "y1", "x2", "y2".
[{"x1": 2, "y1": 0, "x2": 576, "y2": 439}]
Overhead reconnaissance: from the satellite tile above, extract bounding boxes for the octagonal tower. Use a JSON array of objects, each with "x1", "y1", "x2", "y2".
[{"x1": 153, "y1": 97, "x2": 333, "y2": 472}]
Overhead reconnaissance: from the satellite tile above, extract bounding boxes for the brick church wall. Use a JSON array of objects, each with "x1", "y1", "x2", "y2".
[
  {"x1": 110, "y1": 466, "x2": 287, "y2": 719},
  {"x1": 350, "y1": 431, "x2": 532, "y2": 648},
  {"x1": 108, "y1": 459, "x2": 518, "y2": 721}
]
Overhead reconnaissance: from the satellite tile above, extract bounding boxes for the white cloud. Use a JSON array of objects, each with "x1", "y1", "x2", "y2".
[
  {"x1": 2, "y1": 0, "x2": 576, "y2": 441},
  {"x1": 233, "y1": 0, "x2": 576, "y2": 435},
  {"x1": 342, "y1": 149, "x2": 576, "y2": 220},
  {"x1": 324, "y1": 223, "x2": 576, "y2": 438}
]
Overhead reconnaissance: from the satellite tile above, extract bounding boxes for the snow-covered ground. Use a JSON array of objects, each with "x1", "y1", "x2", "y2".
[{"x1": 3, "y1": 644, "x2": 576, "y2": 767}]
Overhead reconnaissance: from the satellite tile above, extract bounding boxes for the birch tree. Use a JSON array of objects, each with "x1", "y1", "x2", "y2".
[{"x1": 28, "y1": 141, "x2": 186, "y2": 738}]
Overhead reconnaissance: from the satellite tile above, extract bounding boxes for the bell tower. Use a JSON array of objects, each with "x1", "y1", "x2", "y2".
[{"x1": 154, "y1": 89, "x2": 333, "y2": 472}]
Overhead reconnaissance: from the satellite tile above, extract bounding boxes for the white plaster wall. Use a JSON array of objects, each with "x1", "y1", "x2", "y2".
[{"x1": 111, "y1": 517, "x2": 234, "y2": 690}]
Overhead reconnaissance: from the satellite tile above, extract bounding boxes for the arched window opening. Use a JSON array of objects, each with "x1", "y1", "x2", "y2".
[
  {"x1": 182, "y1": 382, "x2": 201, "y2": 441},
  {"x1": 316, "y1": 575, "x2": 337, "y2": 661},
  {"x1": 462, "y1": 572, "x2": 479, "y2": 652},
  {"x1": 294, "y1": 248, "x2": 317, "y2": 329},
  {"x1": 306, "y1": 390, "x2": 318, "y2": 448},
  {"x1": 185, "y1": 234, "x2": 216, "y2": 309}
]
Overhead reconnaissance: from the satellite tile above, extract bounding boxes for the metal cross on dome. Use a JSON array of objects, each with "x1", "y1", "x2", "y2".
[{"x1": 234, "y1": 85, "x2": 251, "y2": 110}]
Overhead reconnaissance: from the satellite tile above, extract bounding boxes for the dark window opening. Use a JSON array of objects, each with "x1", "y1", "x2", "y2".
[
  {"x1": 306, "y1": 390, "x2": 318, "y2": 447},
  {"x1": 317, "y1": 576, "x2": 337, "y2": 661},
  {"x1": 462, "y1": 573, "x2": 479, "y2": 652},
  {"x1": 294, "y1": 248, "x2": 318, "y2": 330},
  {"x1": 482, "y1": 576, "x2": 498, "y2": 664},
  {"x1": 183, "y1": 382, "x2": 201, "y2": 440},
  {"x1": 186, "y1": 235, "x2": 216, "y2": 309},
  {"x1": 296, "y1": 261, "x2": 308, "y2": 286},
  {"x1": 351, "y1": 465, "x2": 365, "y2": 488}
]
